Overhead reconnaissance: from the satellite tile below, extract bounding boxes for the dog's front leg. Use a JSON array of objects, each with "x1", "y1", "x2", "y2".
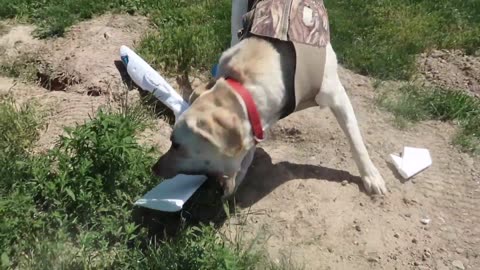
[
  {"x1": 318, "y1": 45, "x2": 387, "y2": 195},
  {"x1": 328, "y1": 84, "x2": 387, "y2": 195}
]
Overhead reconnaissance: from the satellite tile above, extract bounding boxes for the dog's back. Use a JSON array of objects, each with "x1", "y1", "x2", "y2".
[{"x1": 218, "y1": 36, "x2": 296, "y2": 119}]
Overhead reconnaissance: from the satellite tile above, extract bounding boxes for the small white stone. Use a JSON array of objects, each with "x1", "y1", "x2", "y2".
[
  {"x1": 452, "y1": 260, "x2": 465, "y2": 270},
  {"x1": 421, "y1": 218, "x2": 431, "y2": 225}
]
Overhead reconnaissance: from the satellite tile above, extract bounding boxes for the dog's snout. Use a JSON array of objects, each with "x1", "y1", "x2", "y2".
[
  {"x1": 151, "y1": 162, "x2": 161, "y2": 176},
  {"x1": 151, "y1": 161, "x2": 163, "y2": 177},
  {"x1": 152, "y1": 164, "x2": 176, "y2": 179},
  {"x1": 151, "y1": 154, "x2": 178, "y2": 179}
]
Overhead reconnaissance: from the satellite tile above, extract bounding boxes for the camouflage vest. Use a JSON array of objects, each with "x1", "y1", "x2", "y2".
[
  {"x1": 241, "y1": 0, "x2": 330, "y2": 48},
  {"x1": 240, "y1": 0, "x2": 330, "y2": 114}
]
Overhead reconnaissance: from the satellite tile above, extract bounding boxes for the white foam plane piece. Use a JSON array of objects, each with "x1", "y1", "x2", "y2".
[
  {"x1": 390, "y1": 147, "x2": 432, "y2": 179},
  {"x1": 120, "y1": 45, "x2": 207, "y2": 212},
  {"x1": 134, "y1": 174, "x2": 208, "y2": 212}
]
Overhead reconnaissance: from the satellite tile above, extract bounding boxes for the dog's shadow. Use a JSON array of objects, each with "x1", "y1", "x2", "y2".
[
  {"x1": 235, "y1": 148, "x2": 363, "y2": 208},
  {"x1": 132, "y1": 147, "x2": 362, "y2": 240}
]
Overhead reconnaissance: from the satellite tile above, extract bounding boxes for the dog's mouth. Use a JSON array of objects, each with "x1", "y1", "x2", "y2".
[
  {"x1": 205, "y1": 172, "x2": 231, "y2": 187},
  {"x1": 154, "y1": 166, "x2": 228, "y2": 186},
  {"x1": 206, "y1": 172, "x2": 225, "y2": 180},
  {"x1": 173, "y1": 170, "x2": 225, "y2": 181}
]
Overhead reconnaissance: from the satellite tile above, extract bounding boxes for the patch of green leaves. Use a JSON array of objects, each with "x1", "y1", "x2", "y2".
[
  {"x1": 0, "y1": 98, "x2": 157, "y2": 267},
  {"x1": 0, "y1": 97, "x2": 295, "y2": 269},
  {"x1": 0, "y1": 97, "x2": 41, "y2": 193}
]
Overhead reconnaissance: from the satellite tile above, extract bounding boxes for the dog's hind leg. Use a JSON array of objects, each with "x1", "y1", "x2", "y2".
[{"x1": 316, "y1": 44, "x2": 387, "y2": 195}]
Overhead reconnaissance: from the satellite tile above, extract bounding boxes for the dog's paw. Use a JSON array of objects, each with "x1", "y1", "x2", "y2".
[{"x1": 362, "y1": 167, "x2": 387, "y2": 195}]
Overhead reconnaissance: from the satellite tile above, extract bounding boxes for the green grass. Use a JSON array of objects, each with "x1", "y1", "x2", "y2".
[
  {"x1": 377, "y1": 84, "x2": 480, "y2": 154},
  {"x1": 0, "y1": 0, "x2": 135, "y2": 38},
  {"x1": 137, "y1": 0, "x2": 231, "y2": 74},
  {"x1": 1, "y1": 0, "x2": 478, "y2": 78},
  {"x1": 0, "y1": 0, "x2": 231, "y2": 74},
  {"x1": 0, "y1": 96, "x2": 297, "y2": 269},
  {"x1": 328, "y1": 0, "x2": 480, "y2": 80}
]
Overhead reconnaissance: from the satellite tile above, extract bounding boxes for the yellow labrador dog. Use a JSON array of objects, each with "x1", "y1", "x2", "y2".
[{"x1": 152, "y1": 0, "x2": 387, "y2": 198}]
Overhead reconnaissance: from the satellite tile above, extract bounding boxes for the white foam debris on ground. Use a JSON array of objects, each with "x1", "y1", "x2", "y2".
[{"x1": 390, "y1": 147, "x2": 432, "y2": 179}]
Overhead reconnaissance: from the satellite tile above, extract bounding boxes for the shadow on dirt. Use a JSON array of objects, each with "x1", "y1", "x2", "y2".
[
  {"x1": 235, "y1": 147, "x2": 364, "y2": 208},
  {"x1": 132, "y1": 147, "x2": 363, "y2": 241}
]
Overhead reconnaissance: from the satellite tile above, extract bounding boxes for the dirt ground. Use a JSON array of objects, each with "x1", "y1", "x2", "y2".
[
  {"x1": 0, "y1": 14, "x2": 479, "y2": 270},
  {"x1": 417, "y1": 49, "x2": 480, "y2": 97}
]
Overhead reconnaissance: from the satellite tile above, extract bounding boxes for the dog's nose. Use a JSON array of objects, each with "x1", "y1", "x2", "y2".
[
  {"x1": 151, "y1": 160, "x2": 177, "y2": 179},
  {"x1": 151, "y1": 164, "x2": 160, "y2": 176},
  {"x1": 151, "y1": 159, "x2": 165, "y2": 176},
  {"x1": 151, "y1": 162, "x2": 162, "y2": 177}
]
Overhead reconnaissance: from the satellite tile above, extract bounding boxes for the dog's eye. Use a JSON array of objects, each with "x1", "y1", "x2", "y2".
[{"x1": 172, "y1": 142, "x2": 180, "y2": 150}]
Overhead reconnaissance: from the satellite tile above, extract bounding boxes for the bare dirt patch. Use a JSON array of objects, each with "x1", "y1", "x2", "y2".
[
  {"x1": 1, "y1": 14, "x2": 150, "y2": 97},
  {"x1": 0, "y1": 24, "x2": 42, "y2": 58},
  {"x1": 41, "y1": 13, "x2": 149, "y2": 96},
  {"x1": 418, "y1": 49, "x2": 480, "y2": 97}
]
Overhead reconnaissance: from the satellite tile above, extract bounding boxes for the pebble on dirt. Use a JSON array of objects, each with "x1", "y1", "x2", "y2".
[
  {"x1": 421, "y1": 218, "x2": 431, "y2": 225},
  {"x1": 452, "y1": 260, "x2": 465, "y2": 270}
]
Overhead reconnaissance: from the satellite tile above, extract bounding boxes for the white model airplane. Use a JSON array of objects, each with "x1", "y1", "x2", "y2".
[{"x1": 120, "y1": 45, "x2": 207, "y2": 212}]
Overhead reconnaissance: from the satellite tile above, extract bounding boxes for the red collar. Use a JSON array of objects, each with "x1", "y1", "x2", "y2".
[{"x1": 225, "y1": 78, "x2": 264, "y2": 143}]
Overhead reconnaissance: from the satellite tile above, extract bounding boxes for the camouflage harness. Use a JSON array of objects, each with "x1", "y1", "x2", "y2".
[
  {"x1": 240, "y1": 0, "x2": 330, "y2": 48},
  {"x1": 239, "y1": 0, "x2": 331, "y2": 115}
]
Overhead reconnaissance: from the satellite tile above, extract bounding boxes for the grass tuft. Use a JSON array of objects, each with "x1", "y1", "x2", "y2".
[
  {"x1": 136, "y1": 0, "x2": 231, "y2": 74},
  {"x1": 0, "y1": 0, "x2": 134, "y2": 38},
  {"x1": 327, "y1": 0, "x2": 480, "y2": 79},
  {"x1": 0, "y1": 53, "x2": 41, "y2": 82},
  {"x1": 377, "y1": 84, "x2": 480, "y2": 154}
]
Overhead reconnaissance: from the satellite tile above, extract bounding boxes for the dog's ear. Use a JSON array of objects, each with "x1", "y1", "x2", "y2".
[
  {"x1": 211, "y1": 110, "x2": 244, "y2": 157},
  {"x1": 186, "y1": 115, "x2": 221, "y2": 149},
  {"x1": 186, "y1": 109, "x2": 245, "y2": 157}
]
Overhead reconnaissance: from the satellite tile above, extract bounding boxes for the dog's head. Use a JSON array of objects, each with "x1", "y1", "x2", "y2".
[{"x1": 152, "y1": 78, "x2": 252, "y2": 194}]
